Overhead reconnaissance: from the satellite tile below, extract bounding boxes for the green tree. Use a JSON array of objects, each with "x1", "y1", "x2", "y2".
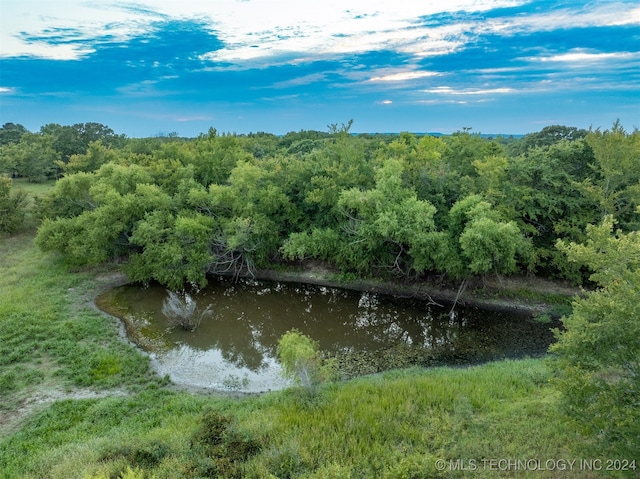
[
  {"x1": 35, "y1": 172, "x2": 97, "y2": 220},
  {"x1": 61, "y1": 140, "x2": 119, "y2": 174},
  {"x1": 205, "y1": 160, "x2": 295, "y2": 275},
  {"x1": 283, "y1": 159, "x2": 447, "y2": 276},
  {"x1": 0, "y1": 175, "x2": 28, "y2": 233},
  {"x1": 277, "y1": 329, "x2": 334, "y2": 394},
  {"x1": 552, "y1": 215, "x2": 640, "y2": 457},
  {"x1": 0, "y1": 142, "x2": 21, "y2": 177},
  {"x1": 14, "y1": 133, "x2": 60, "y2": 182},
  {"x1": 40, "y1": 122, "x2": 123, "y2": 163},
  {"x1": 442, "y1": 130, "x2": 505, "y2": 180},
  {"x1": 581, "y1": 121, "x2": 640, "y2": 230},
  {"x1": 447, "y1": 195, "x2": 532, "y2": 278},
  {"x1": 0, "y1": 122, "x2": 28, "y2": 146},
  {"x1": 127, "y1": 209, "x2": 214, "y2": 290},
  {"x1": 499, "y1": 140, "x2": 597, "y2": 281},
  {"x1": 508, "y1": 124, "x2": 589, "y2": 157},
  {"x1": 36, "y1": 167, "x2": 170, "y2": 267}
]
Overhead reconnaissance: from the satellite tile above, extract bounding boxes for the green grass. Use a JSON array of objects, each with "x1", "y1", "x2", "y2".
[
  {"x1": 12, "y1": 177, "x2": 57, "y2": 198},
  {"x1": 0, "y1": 231, "x2": 625, "y2": 478}
]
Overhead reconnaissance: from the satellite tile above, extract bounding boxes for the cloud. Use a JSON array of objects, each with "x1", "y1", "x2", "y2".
[
  {"x1": 368, "y1": 71, "x2": 441, "y2": 82},
  {"x1": 482, "y1": 2, "x2": 640, "y2": 34},
  {"x1": 423, "y1": 86, "x2": 515, "y2": 98},
  {"x1": 270, "y1": 73, "x2": 328, "y2": 89},
  {"x1": 534, "y1": 51, "x2": 638, "y2": 64},
  {"x1": 0, "y1": 1, "x2": 637, "y2": 136},
  {"x1": 1, "y1": 0, "x2": 526, "y2": 62}
]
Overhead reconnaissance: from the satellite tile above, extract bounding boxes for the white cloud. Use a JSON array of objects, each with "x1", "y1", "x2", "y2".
[
  {"x1": 0, "y1": 0, "x2": 149, "y2": 59},
  {"x1": 424, "y1": 86, "x2": 515, "y2": 95},
  {"x1": 368, "y1": 71, "x2": 441, "y2": 82},
  {"x1": 482, "y1": 2, "x2": 640, "y2": 35},
  {"x1": 536, "y1": 51, "x2": 637, "y2": 64},
  {"x1": 0, "y1": 0, "x2": 525, "y2": 60},
  {"x1": 271, "y1": 73, "x2": 328, "y2": 89}
]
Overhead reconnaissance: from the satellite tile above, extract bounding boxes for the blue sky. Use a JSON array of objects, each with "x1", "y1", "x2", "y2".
[{"x1": 1, "y1": 0, "x2": 638, "y2": 137}]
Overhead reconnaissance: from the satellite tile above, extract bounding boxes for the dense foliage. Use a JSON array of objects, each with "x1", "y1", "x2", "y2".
[
  {"x1": 551, "y1": 215, "x2": 640, "y2": 457},
  {"x1": 4, "y1": 120, "x2": 629, "y2": 288},
  {"x1": 0, "y1": 175, "x2": 28, "y2": 233}
]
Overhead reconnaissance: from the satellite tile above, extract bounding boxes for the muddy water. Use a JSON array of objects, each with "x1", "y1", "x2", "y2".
[{"x1": 96, "y1": 276, "x2": 558, "y2": 393}]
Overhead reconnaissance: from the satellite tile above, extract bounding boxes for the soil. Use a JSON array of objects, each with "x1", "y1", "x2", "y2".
[{"x1": 246, "y1": 261, "x2": 582, "y2": 316}]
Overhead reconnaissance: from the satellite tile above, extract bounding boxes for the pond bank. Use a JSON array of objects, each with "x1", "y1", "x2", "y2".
[{"x1": 239, "y1": 262, "x2": 581, "y2": 318}]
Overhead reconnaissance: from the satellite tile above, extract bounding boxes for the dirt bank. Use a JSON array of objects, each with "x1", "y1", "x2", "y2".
[{"x1": 244, "y1": 263, "x2": 581, "y2": 317}]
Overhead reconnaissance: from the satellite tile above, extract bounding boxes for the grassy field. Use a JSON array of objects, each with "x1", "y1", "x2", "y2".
[{"x1": 0, "y1": 225, "x2": 627, "y2": 478}]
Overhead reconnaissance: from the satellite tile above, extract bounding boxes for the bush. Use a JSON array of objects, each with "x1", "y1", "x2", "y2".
[
  {"x1": 277, "y1": 329, "x2": 334, "y2": 394},
  {"x1": 187, "y1": 408, "x2": 261, "y2": 478},
  {"x1": 552, "y1": 216, "x2": 640, "y2": 457},
  {"x1": 0, "y1": 175, "x2": 28, "y2": 233}
]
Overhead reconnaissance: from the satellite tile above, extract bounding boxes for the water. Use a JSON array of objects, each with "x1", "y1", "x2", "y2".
[{"x1": 96, "y1": 276, "x2": 558, "y2": 393}]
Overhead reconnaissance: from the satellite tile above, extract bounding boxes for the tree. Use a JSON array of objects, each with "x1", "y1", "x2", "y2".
[
  {"x1": 40, "y1": 122, "x2": 123, "y2": 163},
  {"x1": 0, "y1": 175, "x2": 28, "y2": 233},
  {"x1": 61, "y1": 140, "x2": 119, "y2": 174},
  {"x1": 581, "y1": 121, "x2": 640, "y2": 230},
  {"x1": 205, "y1": 160, "x2": 295, "y2": 275},
  {"x1": 508, "y1": 124, "x2": 589, "y2": 157},
  {"x1": 492, "y1": 139, "x2": 598, "y2": 281},
  {"x1": 277, "y1": 329, "x2": 334, "y2": 394},
  {"x1": 0, "y1": 142, "x2": 21, "y2": 177},
  {"x1": 36, "y1": 171, "x2": 172, "y2": 268},
  {"x1": 13, "y1": 133, "x2": 60, "y2": 182},
  {"x1": 282, "y1": 159, "x2": 447, "y2": 276},
  {"x1": 447, "y1": 195, "x2": 532, "y2": 278},
  {"x1": 552, "y1": 215, "x2": 640, "y2": 457},
  {"x1": 126, "y1": 209, "x2": 215, "y2": 289},
  {"x1": 0, "y1": 123, "x2": 28, "y2": 146}
]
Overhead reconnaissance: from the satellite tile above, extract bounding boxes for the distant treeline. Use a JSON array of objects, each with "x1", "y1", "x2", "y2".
[{"x1": 1, "y1": 120, "x2": 638, "y2": 288}]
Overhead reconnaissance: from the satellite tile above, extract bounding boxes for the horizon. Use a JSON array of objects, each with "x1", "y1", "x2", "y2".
[{"x1": 1, "y1": 1, "x2": 638, "y2": 137}]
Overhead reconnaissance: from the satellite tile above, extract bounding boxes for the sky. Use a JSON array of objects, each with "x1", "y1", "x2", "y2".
[{"x1": 0, "y1": 0, "x2": 638, "y2": 137}]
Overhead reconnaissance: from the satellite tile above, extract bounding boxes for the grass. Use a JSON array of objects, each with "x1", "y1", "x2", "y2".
[
  {"x1": 12, "y1": 178, "x2": 57, "y2": 198},
  {"x1": 0, "y1": 228, "x2": 627, "y2": 478}
]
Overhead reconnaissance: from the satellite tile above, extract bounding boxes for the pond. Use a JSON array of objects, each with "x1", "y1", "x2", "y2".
[{"x1": 96, "y1": 276, "x2": 559, "y2": 393}]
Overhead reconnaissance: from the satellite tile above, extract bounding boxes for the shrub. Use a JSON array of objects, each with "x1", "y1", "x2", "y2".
[
  {"x1": 0, "y1": 174, "x2": 28, "y2": 233},
  {"x1": 187, "y1": 408, "x2": 261, "y2": 478},
  {"x1": 277, "y1": 329, "x2": 335, "y2": 394}
]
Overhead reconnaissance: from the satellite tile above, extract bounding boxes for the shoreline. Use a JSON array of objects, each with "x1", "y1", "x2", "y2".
[{"x1": 234, "y1": 262, "x2": 580, "y2": 318}]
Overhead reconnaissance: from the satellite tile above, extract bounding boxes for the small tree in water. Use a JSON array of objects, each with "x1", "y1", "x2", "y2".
[
  {"x1": 162, "y1": 290, "x2": 211, "y2": 331},
  {"x1": 277, "y1": 329, "x2": 334, "y2": 394}
]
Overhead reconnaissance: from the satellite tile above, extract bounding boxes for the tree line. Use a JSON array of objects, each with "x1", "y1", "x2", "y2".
[{"x1": 1, "y1": 120, "x2": 638, "y2": 288}]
